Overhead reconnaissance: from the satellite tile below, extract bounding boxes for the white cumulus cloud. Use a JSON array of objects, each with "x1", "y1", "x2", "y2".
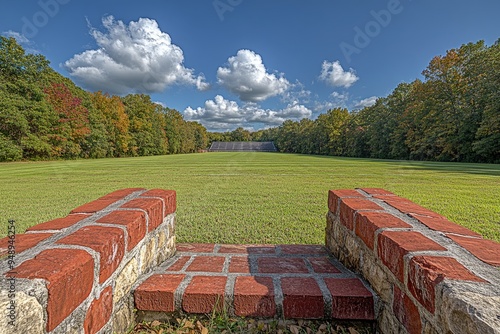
[
  {"x1": 355, "y1": 96, "x2": 378, "y2": 109},
  {"x1": 63, "y1": 16, "x2": 209, "y2": 95},
  {"x1": 217, "y1": 49, "x2": 290, "y2": 102},
  {"x1": 319, "y1": 60, "x2": 359, "y2": 88},
  {"x1": 184, "y1": 95, "x2": 311, "y2": 131}
]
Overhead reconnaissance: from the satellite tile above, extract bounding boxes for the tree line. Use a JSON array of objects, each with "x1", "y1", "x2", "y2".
[
  {"x1": 254, "y1": 40, "x2": 500, "y2": 163},
  {"x1": 0, "y1": 36, "x2": 209, "y2": 161},
  {"x1": 1, "y1": 37, "x2": 499, "y2": 163}
]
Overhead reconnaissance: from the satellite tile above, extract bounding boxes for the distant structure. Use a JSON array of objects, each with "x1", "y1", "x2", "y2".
[{"x1": 209, "y1": 141, "x2": 277, "y2": 152}]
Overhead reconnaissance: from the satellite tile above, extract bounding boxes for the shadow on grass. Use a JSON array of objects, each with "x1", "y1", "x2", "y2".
[{"x1": 289, "y1": 153, "x2": 500, "y2": 177}]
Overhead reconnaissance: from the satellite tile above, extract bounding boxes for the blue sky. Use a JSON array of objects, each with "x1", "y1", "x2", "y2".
[{"x1": 1, "y1": 0, "x2": 499, "y2": 131}]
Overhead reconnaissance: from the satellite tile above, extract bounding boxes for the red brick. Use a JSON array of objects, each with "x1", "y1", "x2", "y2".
[
  {"x1": 383, "y1": 198, "x2": 443, "y2": 218},
  {"x1": 258, "y1": 257, "x2": 309, "y2": 274},
  {"x1": 229, "y1": 256, "x2": 251, "y2": 273},
  {"x1": 9, "y1": 249, "x2": 94, "y2": 332},
  {"x1": 308, "y1": 257, "x2": 341, "y2": 274},
  {"x1": 166, "y1": 256, "x2": 191, "y2": 271},
  {"x1": 135, "y1": 274, "x2": 185, "y2": 312},
  {"x1": 377, "y1": 231, "x2": 447, "y2": 282},
  {"x1": 27, "y1": 214, "x2": 90, "y2": 232},
  {"x1": 410, "y1": 214, "x2": 481, "y2": 237},
  {"x1": 71, "y1": 189, "x2": 145, "y2": 214},
  {"x1": 121, "y1": 197, "x2": 163, "y2": 231},
  {"x1": 84, "y1": 286, "x2": 113, "y2": 334},
  {"x1": 393, "y1": 286, "x2": 422, "y2": 334},
  {"x1": 234, "y1": 276, "x2": 275, "y2": 317},
  {"x1": 141, "y1": 189, "x2": 176, "y2": 216},
  {"x1": 340, "y1": 198, "x2": 383, "y2": 230},
  {"x1": 71, "y1": 199, "x2": 117, "y2": 214},
  {"x1": 186, "y1": 256, "x2": 225, "y2": 272},
  {"x1": 325, "y1": 278, "x2": 374, "y2": 320},
  {"x1": 355, "y1": 212, "x2": 412, "y2": 249},
  {"x1": 280, "y1": 244, "x2": 328, "y2": 255},
  {"x1": 408, "y1": 256, "x2": 486, "y2": 313},
  {"x1": 281, "y1": 277, "x2": 324, "y2": 319},
  {"x1": 328, "y1": 189, "x2": 363, "y2": 214},
  {"x1": 57, "y1": 226, "x2": 125, "y2": 283},
  {"x1": 0, "y1": 233, "x2": 53, "y2": 257},
  {"x1": 96, "y1": 210, "x2": 147, "y2": 251},
  {"x1": 446, "y1": 234, "x2": 500, "y2": 267},
  {"x1": 218, "y1": 244, "x2": 276, "y2": 254},
  {"x1": 103, "y1": 188, "x2": 146, "y2": 200},
  {"x1": 359, "y1": 188, "x2": 395, "y2": 196},
  {"x1": 177, "y1": 243, "x2": 216, "y2": 253},
  {"x1": 182, "y1": 276, "x2": 227, "y2": 313}
]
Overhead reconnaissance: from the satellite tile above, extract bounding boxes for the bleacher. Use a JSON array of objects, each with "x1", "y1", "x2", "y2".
[{"x1": 209, "y1": 141, "x2": 277, "y2": 152}]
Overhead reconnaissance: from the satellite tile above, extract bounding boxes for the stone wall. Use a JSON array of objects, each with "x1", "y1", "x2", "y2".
[
  {"x1": 325, "y1": 188, "x2": 500, "y2": 334},
  {"x1": 0, "y1": 188, "x2": 176, "y2": 334}
]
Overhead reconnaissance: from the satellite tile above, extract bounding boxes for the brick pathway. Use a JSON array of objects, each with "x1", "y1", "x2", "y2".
[{"x1": 134, "y1": 243, "x2": 375, "y2": 320}]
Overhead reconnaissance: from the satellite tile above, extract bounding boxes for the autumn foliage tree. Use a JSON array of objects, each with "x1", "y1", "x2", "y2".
[{"x1": 44, "y1": 83, "x2": 90, "y2": 158}]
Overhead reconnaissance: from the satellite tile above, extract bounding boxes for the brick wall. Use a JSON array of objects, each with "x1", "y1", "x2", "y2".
[
  {"x1": 326, "y1": 188, "x2": 500, "y2": 334},
  {"x1": 0, "y1": 188, "x2": 176, "y2": 334}
]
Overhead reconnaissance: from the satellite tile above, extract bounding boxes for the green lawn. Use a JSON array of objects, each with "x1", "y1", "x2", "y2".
[{"x1": 1, "y1": 152, "x2": 499, "y2": 243}]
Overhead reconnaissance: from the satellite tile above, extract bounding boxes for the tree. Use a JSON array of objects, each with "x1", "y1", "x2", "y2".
[{"x1": 44, "y1": 83, "x2": 90, "y2": 158}]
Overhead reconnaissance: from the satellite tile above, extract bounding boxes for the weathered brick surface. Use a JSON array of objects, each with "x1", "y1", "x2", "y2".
[
  {"x1": 258, "y1": 257, "x2": 309, "y2": 274},
  {"x1": 228, "y1": 256, "x2": 252, "y2": 273},
  {"x1": 26, "y1": 213, "x2": 90, "y2": 232},
  {"x1": 308, "y1": 257, "x2": 341, "y2": 273},
  {"x1": 0, "y1": 233, "x2": 53, "y2": 257},
  {"x1": 340, "y1": 198, "x2": 383, "y2": 230},
  {"x1": 71, "y1": 188, "x2": 144, "y2": 215},
  {"x1": 410, "y1": 214, "x2": 482, "y2": 237},
  {"x1": 378, "y1": 231, "x2": 447, "y2": 282},
  {"x1": 280, "y1": 244, "x2": 328, "y2": 255},
  {"x1": 84, "y1": 286, "x2": 113, "y2": 334},
  {"x1": 9, "y1": 249, "x2": 94, "y2": 332},
  {"x1": 141, "y1": 189, "x2": 176, "y2": 217},
  {"x1": 327, "y1": 188, "x2": 500, "y2": 334},
  {"x1": 328, "y1": 189, "x2": 363, "y2": 214},
  {"x1": 96, "y1": 210, "x2": 147, "y2": 250},
  {"x1": 0, "y1": 188, "x2": 177, "y2": 334},
  {"x1": 182, "y1": 276, "x2": 227, "y2": 313},
  {"x1": 446, "y1": 234, "x2": 500, "y2": 266},
  {"x1": 57, "y1": 225, "x2": 125, "y2": 283},
  {"x1": 383, "y1": 197, "x2": 442, "y2": 218},
  {"x1": 186, "y1": 256, "x2": 225, "y2": 272},
  {"x1": 408, "y1": 256, "x2": 486, "y2": 313},
  {"x1": 135, "y1": 274, "x2": 185, "y2": 312},
  {"x1": 218, "y1": 244, "x2": 275, "y2": 254},
  {"x1": 104, "y1": 188, "x2": 146, "y2": 200},
  {"x1": 281, "y1": 277, "x2": 324, "y2": 319},
  {"x1": 325, "y1": 278, "x2": 375, "y2": 320},
  {"x1": 166, "y1": 256, "x2": 191, "y2": 271},
  {"x1": 121, "y1": 197, "x2": 163, "y2": 231},
  {"x1": 176, "y1": 243, "x2": 215, "y2": 253},
  {"x1": 71, "y1": 199, "x2": 117, "y2": 214},
  {"x1": 355, "y1": 212, "x2": 411, "y2": 249},
  {"x1": 234, "y1": 276, "x2": 275, "y2": 317},
  {"x1": 393, "y1": 286, "x2": 422, "y2": 334},
  {"x1": 359, "y1": 188, "x2": 395, "y2": 196}
]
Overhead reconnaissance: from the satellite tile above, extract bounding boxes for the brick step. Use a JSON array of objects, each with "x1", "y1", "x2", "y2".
[{"x1": 134, "y1": 243, "x2": 375, "y2": 321}]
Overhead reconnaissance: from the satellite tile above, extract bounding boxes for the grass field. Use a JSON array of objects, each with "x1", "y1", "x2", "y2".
[{"x1": 1, "y1": 152, "x2": 499, "y2": 243}]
